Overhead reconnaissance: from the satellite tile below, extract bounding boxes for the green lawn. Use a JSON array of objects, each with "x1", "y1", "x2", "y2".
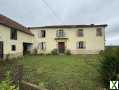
[{"x1": 18, "y1": 55, "x2": 102, "y2": 90}]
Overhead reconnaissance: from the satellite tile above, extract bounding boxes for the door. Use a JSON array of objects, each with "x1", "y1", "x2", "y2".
[
  {"x1": 0, "y1": 41, "x2": 3, "y2": 59},
  {"x1": 58, "y1": 42, "x2": 65, "y2": 53}
]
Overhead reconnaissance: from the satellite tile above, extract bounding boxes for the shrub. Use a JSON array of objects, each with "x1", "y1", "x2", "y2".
[
  {"x1": 100, "y1": 47, "x2": 119, "y2": 88},
  {"x1": 0, "y1": 72, "x2": 19, "y2": 90},
  {"x1": 51, "y1": 49, "x2": 58, "y2": 55},
  {"x1": 39, "y1": 53, "x2": 44, "y2": 56},
  {"x1": 45, "y1": 53, "x2": 51, "y2": 56},
  {"x1": 65, "y1": 50, "x2": 71, "y2": 55}
]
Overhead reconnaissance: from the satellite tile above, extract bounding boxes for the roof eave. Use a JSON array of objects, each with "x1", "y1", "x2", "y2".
[{"x1": 28, "y1": 24, "x2": 108, "y2": 29}]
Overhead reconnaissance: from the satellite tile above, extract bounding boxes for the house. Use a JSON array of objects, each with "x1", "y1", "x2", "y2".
[
  {"x1": 0, "y1": 14, "x2": 107, "y2": 59},
  {"x1": 0, "y1": 15, "x2": 34, "y2": 59},
  {"x1": 29, "y1": 24, "x2": 107, "y2": 54}
]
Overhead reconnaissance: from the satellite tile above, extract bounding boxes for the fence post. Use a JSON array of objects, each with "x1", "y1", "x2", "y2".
[{"x1": 12, "y1": 64, "x2": 23, "y2": 85}]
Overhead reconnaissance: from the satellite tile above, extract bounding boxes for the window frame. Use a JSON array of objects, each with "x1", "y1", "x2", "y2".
[
  {"x1": 56, "y1": 29, "x2": 65, "y2": 37},
  {"x1": 41, "y1": 30, "x2": 46, "y2": 38},
  {"x1": 96, "y1": 28, "x2": 102, "y2": 36},
  {"x1": 77, "y1": 29, "x2": 84, "y2": 37},
  {"x1": 76, "y1": 41, "x2": 85, "y2": 49},
  {"x1": 10, "y1": 28, "x2": 17, "y2": 40},
  {"x1": 11, "y1": 45, "x2": 16, "y2": 51}
]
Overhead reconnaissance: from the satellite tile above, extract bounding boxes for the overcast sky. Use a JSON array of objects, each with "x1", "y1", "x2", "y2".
[{"x1": 0, "y1": 0, "x2": 119, "y2": 45}]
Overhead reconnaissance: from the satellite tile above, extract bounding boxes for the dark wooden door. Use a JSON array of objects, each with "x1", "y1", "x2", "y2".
[
  {"x1": 58, "y1": 42, "x2": 65, "y2": 53},
  {"x1": 0, "y1": 41, "x2": 3, "y2": 59}
]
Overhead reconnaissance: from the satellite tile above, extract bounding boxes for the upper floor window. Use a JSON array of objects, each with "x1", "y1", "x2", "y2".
[
  {"x1": 38, "y1": 30, "x2": 46, "y2": 38},
  {"x1": 96, "y1": 28, "x2": 102, "y2": 36},
  {"x1": 56, "y1": 30, "x2": 65, "y2": 37},
  {"x1": 10, "y1": 28, "x2": 17, "y2": 40},
  {"x1": 76, "y1": 41, "x2": 85, "y2": 49},
  {"x1": 77, "y1": 29, "x2": 84, "y2": 37},
  {"x1": 38, "y1": 42, "x2": 46, "y2": 50}
]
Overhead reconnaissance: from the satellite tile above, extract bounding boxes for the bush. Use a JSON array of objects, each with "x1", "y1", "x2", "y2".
[
  {"x1": 0, "y1": 72, "x2": 19, "y2": 90},
  {"x1": 100, "y1": 47, "x2": 119, "y2": 88},
  {"x1": 51, "y1": 49, "x2": 58, "y2": 55},
  {"x1": 65, "y1": 50, "x2": 71, "y2": 55},
  {"x1": 39, "y1": 53, "x2": 45, "y2": 56}
]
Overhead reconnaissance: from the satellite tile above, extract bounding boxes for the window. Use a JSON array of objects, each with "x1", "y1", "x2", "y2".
[
  {"x1": 41, "y1": 30, "x2": 46, "y2": 38},
  {"x1": 38, "y1": 42, "x2": 46, "y2": 50},
  {"x1": 76, "y1": 41, "x2": 85, "y2": 49},
  {"x1": 96, "y1": 28, "x2": 102, "y2": 36},
  {"x1": 77, "y1": 29, "x2": 83, "y2": 37},
  {"x1": 10, "y1": 28, "x2": 17, "y2": 40},
  {"x1": 11, "y1": 45, "x2": 16, "y2": 51},
  {"x1": 56, "y1": 30, "x2": 65, "y2": 37}
]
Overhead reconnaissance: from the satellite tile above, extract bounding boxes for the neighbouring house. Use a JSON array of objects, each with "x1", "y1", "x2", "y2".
[
  {"x1": 0, "y1": 14, "x2": 108, "y2": 59},
  {"x1": 0, "y1": 15, "x2": 34, "y2": 59},
  {"x1": 29, "y1": 24, "x2": 107, "y2": 54}
]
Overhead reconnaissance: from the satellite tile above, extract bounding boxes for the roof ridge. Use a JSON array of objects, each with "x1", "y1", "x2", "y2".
[{"x1": 28, "y1": 24, "x2": 108, "y2": 29}]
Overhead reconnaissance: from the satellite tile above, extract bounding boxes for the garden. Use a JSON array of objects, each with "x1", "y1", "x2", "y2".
[{"x1": 1, "y1": 47, "x2": 119, "y2": 90}]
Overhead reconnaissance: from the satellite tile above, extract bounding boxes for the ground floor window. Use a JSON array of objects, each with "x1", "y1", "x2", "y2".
[
  {"x1": 76, "y1": 41, "x2": 85, "y2": 49},
  {"x1": 38, "y1": 42, "x2": 46, "y2": 50},
  {"x1": 11, "y1": 45, "x2": 16, "y2": 51}
]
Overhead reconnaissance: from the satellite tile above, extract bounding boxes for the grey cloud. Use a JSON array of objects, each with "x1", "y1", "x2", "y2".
[{"x1": 0, "y1": 0, "x2": 119, "y2": 45}]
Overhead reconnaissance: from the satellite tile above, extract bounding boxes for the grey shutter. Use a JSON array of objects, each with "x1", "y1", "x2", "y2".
[
  {"x1": 63, "y1": 31, "x2": 65, "y2": 37},
  {"x1": 84, "y1": 41, "x2": 86, "y2": 48},
  {"x1": 44, "y1": 42, "x2": 46, "y2": 50},
  {"x1": 38, "y1": 31, "x2": 41, "y2": 38},
  {"x1": 56, "y1": 30, "x2": 58, "y2": 37},
  {"x1": 76, "y1": 42, "x2": 79, "y2": 49},
  {"x1": 37, "y1": 43, "x2": 40, "y2": 49}
]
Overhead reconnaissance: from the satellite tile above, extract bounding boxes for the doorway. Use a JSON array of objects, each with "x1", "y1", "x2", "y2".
[
  {"x1": 58, "y1": 42, "x2": 65, "y2": 53},
  {"x1": 23, "y1": 43, "x2": 32, "y2": 55},
  {"x1": 0, "y1": 41, "x2": 3, "y2": 59}
]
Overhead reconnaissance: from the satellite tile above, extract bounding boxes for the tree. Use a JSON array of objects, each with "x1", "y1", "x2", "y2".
[{"x1": 100, "y1": 47, "x2": 119, "y2": 88}]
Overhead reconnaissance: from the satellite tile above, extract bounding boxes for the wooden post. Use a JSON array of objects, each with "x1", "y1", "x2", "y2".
[{"x1": 12, "y1": 64, "x2": 23, "y2": 85}]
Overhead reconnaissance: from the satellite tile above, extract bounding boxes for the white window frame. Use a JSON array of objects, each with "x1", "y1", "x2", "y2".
[
  {"x1": 76, "y1": 41, "x2": 85, "y2": 49},
  {"x1": 38, "y1": 30, "x2": 46, "y2": 38},
  {"x1": 38, "y1": 42, "x2": 46, "y2": 50},
  {"x1": 56, "y1": 29, "x2": 65, "y2": 37}
]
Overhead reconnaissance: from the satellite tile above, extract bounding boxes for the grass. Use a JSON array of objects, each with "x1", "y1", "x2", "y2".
[{"x1": 17, "y1": 55, "x2": 102, "y2": 90}]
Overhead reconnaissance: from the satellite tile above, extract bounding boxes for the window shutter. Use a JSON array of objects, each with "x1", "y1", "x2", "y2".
[
  {"x1": 84, "y1": 41, "x2": 86, "y2": 48},
  {"x1": 44, "y1": 42, "x2": 46, "y2": 50},
  {"x1": 76, "y1": 42, "x2": 79, "y2": 49},
  {"x1": 77, "y1": 30, "x2": 79, "y2": 37},
  {"x1": 56, "y1": 30, "x2": 58, "y2": 37},
  {"x1": 37, "y1": 43, "x2": 41, "y2": 49},
  {"x1": 38, "y1": 31, "x2": 41, "y2": 38},
  {"x1": 63, "y1": 31, "x2": 65, "y2": 37}
]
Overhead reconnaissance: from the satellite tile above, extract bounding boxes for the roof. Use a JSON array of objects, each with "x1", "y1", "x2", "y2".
[
  {"x1": 29, "y1": 24, "x2": 107, "y2": 29},
  {"x1": 0, "y1": 14, "x2": 34, "y2": 36}
]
